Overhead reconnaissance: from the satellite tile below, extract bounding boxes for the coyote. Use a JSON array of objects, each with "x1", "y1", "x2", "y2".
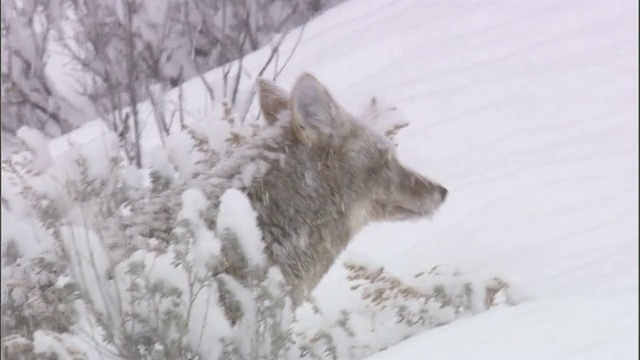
[{"x1": 131, "y1": 73, "x2": 448, "y2": 306}]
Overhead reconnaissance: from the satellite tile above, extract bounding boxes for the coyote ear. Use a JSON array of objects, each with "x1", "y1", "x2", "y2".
[
  {"x1": 258, "y1": 78, "x2": 289, "y2": 125},
  {"x1": 289, "y1": 73, "x2": 347, "y2": 145}
]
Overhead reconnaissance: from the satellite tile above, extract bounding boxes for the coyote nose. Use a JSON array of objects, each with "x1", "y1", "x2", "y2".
[{"x1": 438, "y1": 186, "x2": 448, "y2": 201}]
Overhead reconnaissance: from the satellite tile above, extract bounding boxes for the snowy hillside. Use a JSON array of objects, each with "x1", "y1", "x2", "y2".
[
  {"x1": 302, "y1": 1, "x2": 639, "y2": 359},
  {"x1": 7, "y1": 0, "x2": 638, "y2": 358}
]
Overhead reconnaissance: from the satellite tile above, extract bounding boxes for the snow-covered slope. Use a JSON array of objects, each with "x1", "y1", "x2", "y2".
[{"x1": 46, "y1": 0, "x2": 638, "y2": 358}]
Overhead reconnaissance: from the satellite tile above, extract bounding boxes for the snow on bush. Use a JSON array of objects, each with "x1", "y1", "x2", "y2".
[{"x1": 0, "y1": 94, "x2": 513, "y2": 359}]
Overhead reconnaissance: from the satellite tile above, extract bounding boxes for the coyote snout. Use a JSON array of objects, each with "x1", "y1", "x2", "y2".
[
  {"x1": 382, "y1": 168, "x2": 448, "y2": 220},
  {"x1": 364, "y1": 149, "x2": 447, "y2": 224}
]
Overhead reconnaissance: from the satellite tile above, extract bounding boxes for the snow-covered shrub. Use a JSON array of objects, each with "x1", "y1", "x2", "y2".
[
  {"x1": 1, "y1": 102, "x2": 295, "y2": 358},
  {"x1": 102, "y1": 187, "x2": 294, "y2": 359},
  {"x1": 287, "y1": 254, "x2": 513, "y2": 360},
  {"x1": 345, "y1": 261, "x2": 511, "y2": 325}
]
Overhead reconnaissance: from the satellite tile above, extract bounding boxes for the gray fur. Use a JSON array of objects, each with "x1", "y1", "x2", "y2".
[{"x1": 127, "y1": 73, "x2": 448, "y2": 306}]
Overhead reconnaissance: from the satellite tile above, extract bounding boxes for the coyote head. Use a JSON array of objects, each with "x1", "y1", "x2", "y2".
[{"x1": 258, "y1": 73, "x2": 448, "y2": 234}]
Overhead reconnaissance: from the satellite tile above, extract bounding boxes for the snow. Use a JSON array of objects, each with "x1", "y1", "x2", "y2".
[
  {"x1": 59, "y1": 226, "x2": 111, "y2": 313},
  {"x1": 217, "y1": 188, "x2": 267, "y2": 269},
  {"x1": 15, "y1": 127, "x2": 53, "y2": 173},
  {"x1": 33, "y1": 309, "x2": 120, "y2": 360},
  {"x1": 5, "y1": 0, "x2": 638, "y2": 358},
  {"x1": 120, "y1": 164, "x2": 145, "y2": 199},
  {"x1": 177, "y1": 188, "x2": 222, "y2": 274},
  {"x1": 165, "y1": 130, "x2": 203, "y2": 181},
  {"x1": 148, "y1": 144, "x2": 174, "y2": 177},
  {"x1": 1, "y1": 205, "x2": 54, "y2": 259},
  {"x1": 366, "y1": 295, "x2": 636, "y2": 360},
  {"x1": 178, "y1": 188, "x2": 209, "y2": 222}
]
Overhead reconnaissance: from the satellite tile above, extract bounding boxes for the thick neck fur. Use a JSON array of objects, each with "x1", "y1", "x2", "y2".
[{"x1": 245, "y1": 125, "x2": 362, "y2": 300}]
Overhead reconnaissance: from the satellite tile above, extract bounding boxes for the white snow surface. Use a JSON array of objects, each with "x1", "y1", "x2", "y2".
[
  {"x1": 217, "y1": 188, "x2": 267, "y2": 269},
  {"x1": 38, "y1": 0, "x2": 638, "y2": 358}
]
